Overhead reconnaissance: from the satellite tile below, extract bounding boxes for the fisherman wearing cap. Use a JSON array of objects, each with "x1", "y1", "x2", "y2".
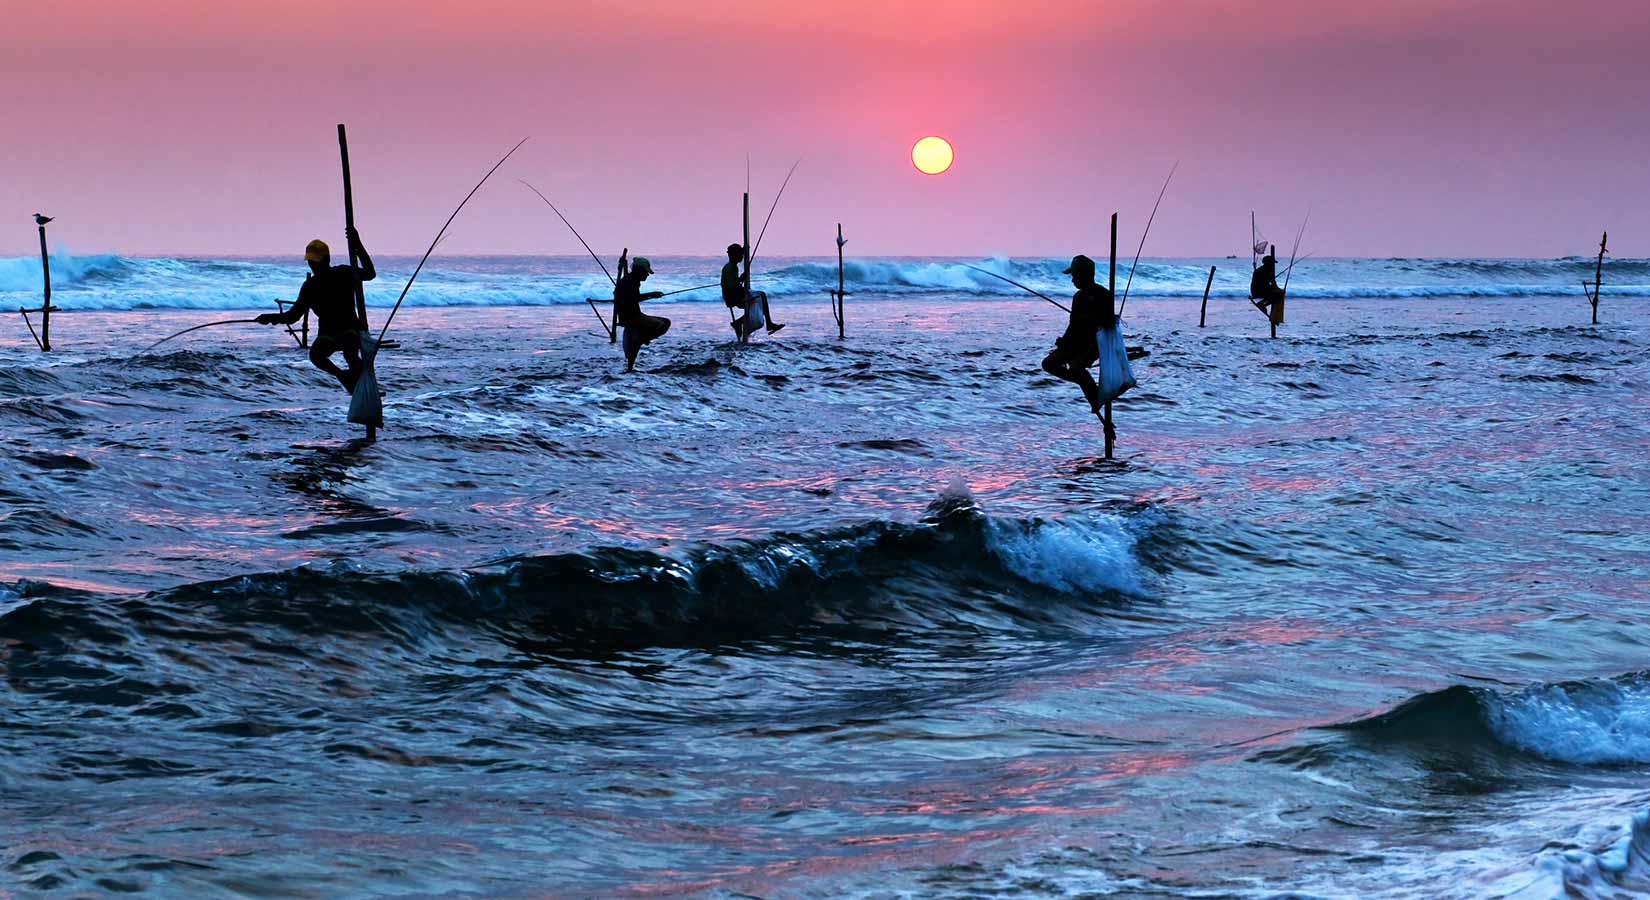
[
  {"x1": 1251, "y1": 246, "x2": 1285, "y2": 324},
  {"x1": 256, "y1": 227, "x2": 377, "y2": 391},
  {"x1": 1041, "y1": 254, "x2": 1113, "y2": 421},
  {"x1": 614, "y1": 256, "x2": 670, "y2": 371},
  {"x1": 721, "y1": 243, "x2": 784, "y2": 338}
]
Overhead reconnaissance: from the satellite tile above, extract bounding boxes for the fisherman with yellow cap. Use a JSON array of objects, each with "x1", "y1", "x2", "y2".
[
  {"x1": 613, "y1": 256, "x2": 670, "y2": 372},
  {"x1": 256, "y1": 227, "x2": 377, "y2": 391}
]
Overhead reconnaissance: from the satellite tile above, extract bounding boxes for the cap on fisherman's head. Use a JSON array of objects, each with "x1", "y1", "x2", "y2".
[
  {"x1": 305, "y1": 239, "x2": 330, "y2": 262},
  {"x1": 632, "y1": 257, "x2": 653, "y2": 275},
  {"x1": 1062, "y1": 254, "x2": 1096, "y2": 276}
]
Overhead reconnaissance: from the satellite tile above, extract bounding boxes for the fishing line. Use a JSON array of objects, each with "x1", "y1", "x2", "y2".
[
  {"x1": 961, "y1": 264, "x2": 1071, "y2": 313},
  {"x1": 520, "y1": 180, "x2": 614, "y2": 286},
  {"x1": 369, "y1": 138, "x2": 530, "y2": 358},
  {"x1": 125, "y1": 319, "x2": 262, "y2": 363},
  {"x1": 1117, "y1": 161, "x2": 1178, "y2": 316}
]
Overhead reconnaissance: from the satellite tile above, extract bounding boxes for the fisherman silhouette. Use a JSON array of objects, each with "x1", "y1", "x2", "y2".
[
  {"x1": 1251, "y1": 246, "x2": 1285, "y2": 324},
  {"x1": 615, "y1": 257, "x2": 670, "y2": 372},
  {"x1": 256, "y1": 228, "x2": 376, "y2": 392},
  {"x1": 1041, "y1": 254, "x2": 1113, "y2": 433},
  {"x1": 32, "y1": 213, "x2": 53, "y2": 226},
  {"x1": 721, "y1": 243, "x2": 784, "y2": 338}
]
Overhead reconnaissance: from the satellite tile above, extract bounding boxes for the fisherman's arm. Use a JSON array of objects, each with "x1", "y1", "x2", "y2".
[
  {"x1": 256, "y1": 293, "x2": 309, "y2": 325},
  {"x1": 347, "y1": 227, "x2": 376, "y2": 282}
]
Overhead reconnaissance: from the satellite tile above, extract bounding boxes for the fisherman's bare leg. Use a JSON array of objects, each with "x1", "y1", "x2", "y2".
[
  {"x1": 1042, "y1": 349, "x2": 1101, "y2": 414},
  {"x1": 309, "y1": 336, "x2": 359, "y2": 393}
]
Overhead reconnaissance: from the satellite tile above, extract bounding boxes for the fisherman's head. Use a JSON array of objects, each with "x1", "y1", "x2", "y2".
[
  {"x1": 727, "y1": 243, "x2": 745, "y2": 263},
  {"x1": 632, "y1": 257, "x2": 654, "y2": 281},
  {"x1": 1062, "y1": 254, "x2": 1097, "y2": 287},
  {"x1": 304, "y1": 239, "x2": 330, "y2": 275}
]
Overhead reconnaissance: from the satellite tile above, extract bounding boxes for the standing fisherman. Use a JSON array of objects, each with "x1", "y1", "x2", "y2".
[
  {"x1": 615, "y1": 257, "x2": 670, "y2": 372},
  {"x1": 257, "y1": 228, "x2": 376, "y2": 391},
  {"x1": 721, "y1": 243, "x2": 784, "y2": 338},
  {"x1": 1041, "y1": 254, "x2": 1112, "y2": 425}
]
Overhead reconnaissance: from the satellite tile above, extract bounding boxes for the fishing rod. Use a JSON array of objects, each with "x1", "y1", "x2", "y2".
[
  {"x1": 746, "y1": 158, "x2": 801, "y2": 269},
  {"x1": 520, "y1": 180, "x2": 615, "y2": 286},
  {"x1": 125, "y1": 319, "x2": 261, "y2": 363},
  {"x1": 369, "y1": 138, "x2": 529, "y2": 359},
  {"x1": 961, "y1": 264, "x2": 1071, "y2": 313},
  {"x1": 1281, "y1": 213, "x2": 1309, "y2": 296},
  {"x1": 1116, "y1": 161, "x2": 1178, "y2": 317},
  {"x1": 657, "y1": 282, "x2": 719, "y2": 298}
]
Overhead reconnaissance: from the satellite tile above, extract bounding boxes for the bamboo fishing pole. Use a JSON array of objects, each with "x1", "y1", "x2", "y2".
[
  {"x1": 368, "y1": 138, "x2": 530, "y2": 361},
  {"x1": 520, "y1": 180, "x2": 618, "y2": 341},
  {"x1": 1116, "y1": 161, "x2": 1177, "y2": 317},
  {"x1": 959, "y1": 264, "x2": 1071, "y2": 313},
  {"x1": 126, "y1": 319, "x2": 263, "y2": 362}
]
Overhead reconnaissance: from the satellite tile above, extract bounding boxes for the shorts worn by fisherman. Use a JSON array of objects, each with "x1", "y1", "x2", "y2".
[{"x1": 614, "y1": 257, "x2": 670, "y2": 371}]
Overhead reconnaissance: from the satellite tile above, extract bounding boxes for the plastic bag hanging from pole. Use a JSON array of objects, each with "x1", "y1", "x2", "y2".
[{"x1": 348, "y1": 336, "x2": 383, "y2": 428}]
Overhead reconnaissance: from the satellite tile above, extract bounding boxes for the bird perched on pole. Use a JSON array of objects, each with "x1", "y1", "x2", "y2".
[{"x1": 33, "y1": 213, "x2": 53, "y2": 226}]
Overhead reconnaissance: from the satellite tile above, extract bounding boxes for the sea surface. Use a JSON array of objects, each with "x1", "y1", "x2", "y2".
[{"x1": 3, "y1": 255, "x2": 1650, "y2": 897}]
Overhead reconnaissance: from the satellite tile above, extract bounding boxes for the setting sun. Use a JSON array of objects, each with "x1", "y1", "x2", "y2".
[{"x1": 911, "y1": 136, "x2": 954, "y2": 175}]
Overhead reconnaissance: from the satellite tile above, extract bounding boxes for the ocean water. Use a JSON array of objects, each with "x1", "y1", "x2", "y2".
[{"x1": 3, "y1": 255, "x2": 1650, "y2": 897}]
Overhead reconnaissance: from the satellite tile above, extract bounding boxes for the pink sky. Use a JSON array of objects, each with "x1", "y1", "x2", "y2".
[{"x1": 4, "y1": 0, "x2": 1646, "y2": 259}]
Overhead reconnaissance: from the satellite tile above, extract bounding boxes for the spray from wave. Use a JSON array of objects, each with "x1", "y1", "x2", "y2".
[{"x1": 3, "y1": 253, "x2": 1645, "y2": 310}]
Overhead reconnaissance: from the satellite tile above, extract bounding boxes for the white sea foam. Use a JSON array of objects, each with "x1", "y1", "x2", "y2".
[
  {"x1": 3, "y1": 253, "x2": 1644, "y2": 310},
  {"x1": 1483, "y1": 677, "x2": 1650, "y2": 765},
  {"x1": 985, "y1": 513, "x2": 1144, "y2": 596}
]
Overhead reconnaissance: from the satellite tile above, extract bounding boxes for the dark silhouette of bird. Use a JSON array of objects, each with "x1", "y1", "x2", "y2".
[{"x1": 33, "y1": 213, "x2": 53, "y2": 226}]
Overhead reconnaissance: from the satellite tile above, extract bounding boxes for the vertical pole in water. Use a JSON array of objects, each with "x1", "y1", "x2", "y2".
[
  {"x1": 1105, "y1": 213, "x2": 1117, "y2": 460},
  {"x1": 1589, "y1": 231, "x2": 1607, "y2": 324},
  {"x1": 835, "y1": 223, "x2": 846, "y2": 338},
  {"x1": 338, "y1": 123, "x2": 375, "y2": 441},
  {"x1": 741, "y1": 192, "x2": 751, "y2": 344},
  {"x1": 1270, "y1": 243, "x2": 1279, "y2": 340},
  {"x1": 613, "y1": 248, "x2": 627, "y2": 344},
  {"x1": 37, "y1": 223, "x2": 53, "y2": 352},
  {"x1": 1199, "y1": 265, "x2": 1216, "y2": 328}
]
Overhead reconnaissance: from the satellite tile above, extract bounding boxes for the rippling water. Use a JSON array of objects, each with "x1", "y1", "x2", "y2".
[{"x1": 4, "y1": 288, "x2": 1650, "y2": 896}]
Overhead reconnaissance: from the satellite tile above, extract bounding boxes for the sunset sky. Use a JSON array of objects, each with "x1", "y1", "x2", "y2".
[{"x1": 4, "y1": 0, "x2": 1646, "y2": 259}]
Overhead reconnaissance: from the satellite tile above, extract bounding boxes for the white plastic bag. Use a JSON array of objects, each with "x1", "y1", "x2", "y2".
[
  {"x1": 347, "y1": 335, "x2": 383, "y2": 428},
  {"x1": 1095, "y1": 321, "x2": 1136, "y2": 404}
]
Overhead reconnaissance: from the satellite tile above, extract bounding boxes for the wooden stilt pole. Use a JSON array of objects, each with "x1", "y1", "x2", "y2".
[
  {"x1": 37, "y1": 223, "x2": 53, "y2": 352},
  {"x1": 1105, "y1": 213, "x2": 1117, "y2": 460},
  {"x1": 1584, "y1": 231, "x2": 1607, "y2": 324},
  {"x1": 338, "y1": 124, "x2": 375, "y2": 442},
  {"x1": 612, "y1": 249, "x2": 627, "y2": 343},
  {"x1": 1199, "y1": 265, "x2": 1216, "y2": 327},
  {"x1": 828, "y1": 223, "x2": 847, "y2": 338},
  {"x1": 1268, "y1": 243, "x2": 1278, "y2": 340},
  {"x1": 740, "y1": 192, "x2": 751, "y2": 344}
]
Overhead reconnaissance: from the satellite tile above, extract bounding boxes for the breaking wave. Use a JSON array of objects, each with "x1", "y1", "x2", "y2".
[
  {"x1": 2, "y1": 253, "x2": 1644, "y2": 310},
  {"x1": 1343, "y1": 673, "x2": 1650, "y2": 766},
  {"x1": 0, "y1": 491, "x2": 1151, "y2": 653}
]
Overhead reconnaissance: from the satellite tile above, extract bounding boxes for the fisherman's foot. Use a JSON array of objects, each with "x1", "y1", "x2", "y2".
[{"x1": 766, "y1": 323, "x2": 786, "y2": 334}]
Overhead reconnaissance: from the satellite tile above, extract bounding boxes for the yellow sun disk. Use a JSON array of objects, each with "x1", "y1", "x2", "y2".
[{"x1": 912, "y1": 136, "x2": 954, "y2": 175}]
